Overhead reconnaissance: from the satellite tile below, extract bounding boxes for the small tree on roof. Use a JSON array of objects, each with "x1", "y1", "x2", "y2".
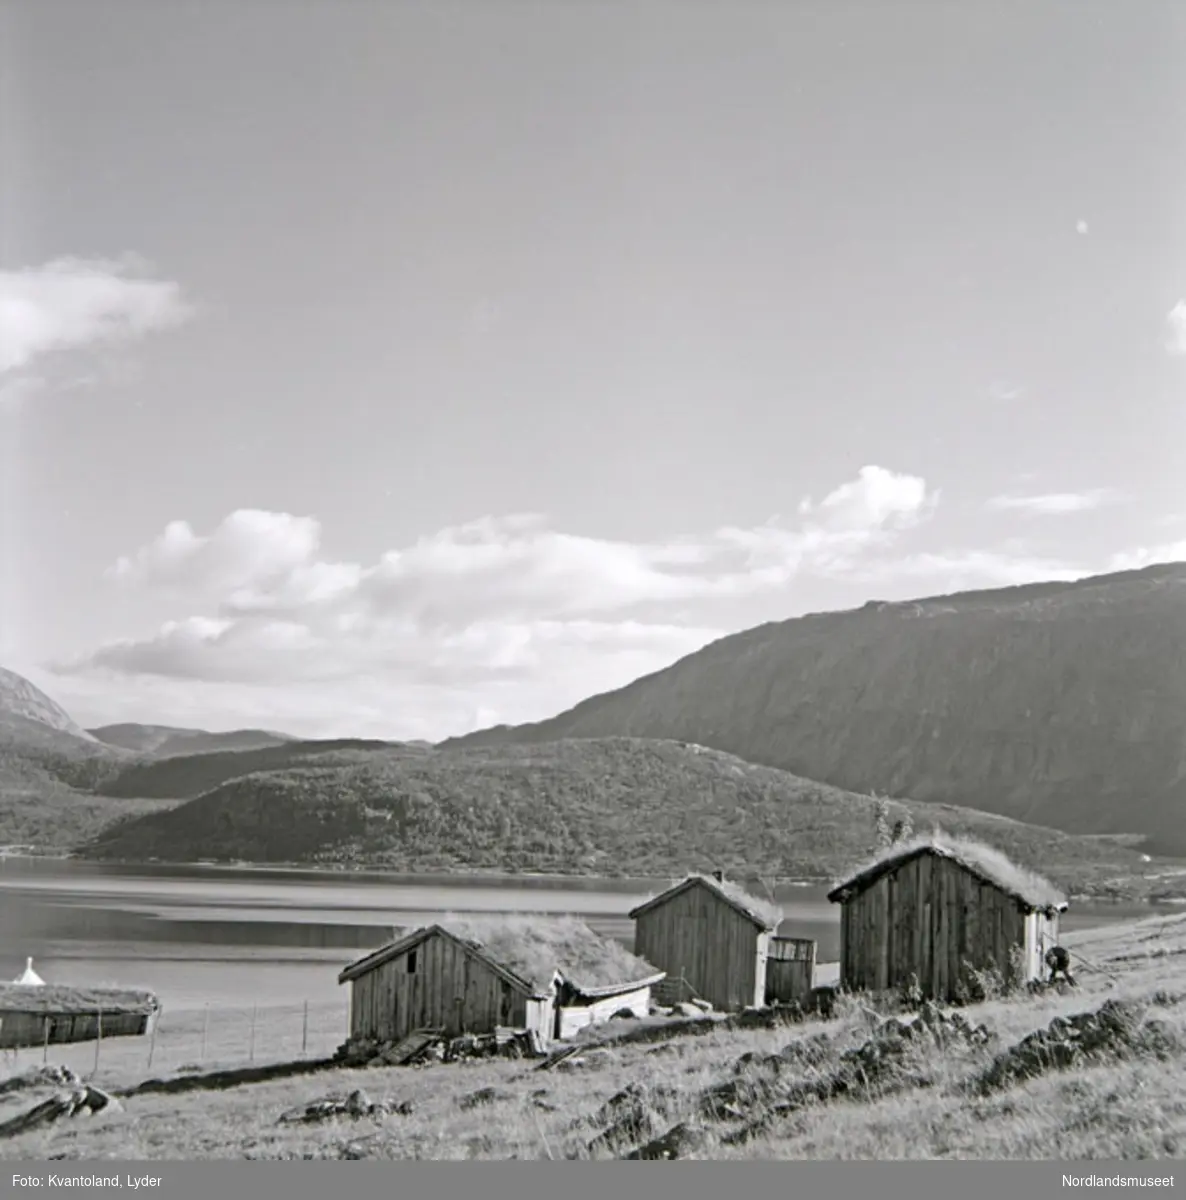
[{"x1": 891, "y1": 812, "x2": 914, "y2": 845}]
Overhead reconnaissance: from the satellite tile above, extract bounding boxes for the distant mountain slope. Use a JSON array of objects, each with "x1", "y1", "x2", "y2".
[
  {"x1": 81, "y1": 736, "x2": 1156, "y2": 898},
  {"x1": 0, "y1": 667, "x2": 96, "y2": 742},
  {"x1": 0, "y1": 671, "x2": 159, "y2": 853},
  {"x1": 89, "y1": 723, "x2": 297, "y2": 758},
  {"x1": 97, "y1": 738, "x2": 419, "y2": 800},
  {"x1": 440, "y1": 563, "x2": 1186, "y2": 855},
  {"x1": 0, "y1": 712, "x2": 127, "y2": 802},
  {"x1": 0, "y1": 667, "x2": 129, "y2": 794}
]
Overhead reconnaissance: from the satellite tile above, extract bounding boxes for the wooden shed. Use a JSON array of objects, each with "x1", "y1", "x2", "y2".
[
  {"x1": 827, "y1": 836, "x2": 1068, "y2": 1002},
  {"x1": 629, "y1": 873, "x2": 782, "y2": 1012},
  {"x1": 338, "y1": 916, "x2": 663, "y2": 1048},
  {"x1": 0, "y1": 983, "x2": 159, "y2": 1050}
]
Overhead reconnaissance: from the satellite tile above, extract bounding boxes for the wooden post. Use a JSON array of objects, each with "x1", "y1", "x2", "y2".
[
  {"x1": 146, "y1": 1004, "x2": 161, "y2": 1071},
  {"x1": 201, "y1": 1004, "x2": 209, "y2": 1061},
  {"x1": 42, "y1": 1016, "x2": 49, "y2": 1064},
  {"x1": 301, "y1": 1000, "x2": 308, "y2": 1056},
  {"x1": 92, "y1": 1010, "x2": 103, "y2": 1079},
  {"x1": 248, "y1": 1003, "x2": 257, "y2": 1063}
]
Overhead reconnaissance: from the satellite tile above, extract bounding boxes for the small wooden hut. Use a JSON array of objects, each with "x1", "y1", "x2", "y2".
[
  {"x1": 827, "y1": 836, "x2": 1068, "y2": 1002},
  {"x1": 764, "y1": 935, "x2": 818, "y2": 1005},
  {"x1": 0, "y1": 984, "x2": 159, "y2": 1050},
  {"x1": 629, "y1": 873, "x2": 782, "y2": 1011},
  {"x1": 338, "y1": 916, "x2": 663, "y2": 1048}
]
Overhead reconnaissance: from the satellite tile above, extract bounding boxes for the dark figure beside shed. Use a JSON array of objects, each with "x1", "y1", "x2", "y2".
[{"x1": 1045, "y1": 945, "x2": 1076, "y2": 985}]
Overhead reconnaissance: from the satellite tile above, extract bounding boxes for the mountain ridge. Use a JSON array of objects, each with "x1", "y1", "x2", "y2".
[
  {"x1": 89, "y1": 723, "x2": 298, "y2": 758},
  {"x1": 439, "y1": 562, "x2": 1186, "y2": 854},
  {"x1": 79, "y1": 735, "x2": 1160, "y2": 898},
  {"x1": 0, "y1": 666, "x2": 98, "y2": 743}
]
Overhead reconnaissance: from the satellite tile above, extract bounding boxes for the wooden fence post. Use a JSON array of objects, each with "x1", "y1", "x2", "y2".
[
  {"x1": 42, "y1": 1016, "x2": 49, "y2": 1064},
  {"x1": 201, "y1": 1004, "x2": 209, "y2": 1062},
  {"x1": 301, "y1": 1000, "x2": 308, "y2": 1056},
  {"x1": 147, "y1": 1004, "x2": 162, "y2": 1072},
  {"x1": 248, "y1": 1004, "x2": 257, "y2": 1063},
  {"x1": 92, "y1": 1010, "x2": 103, "y2": 1079}
]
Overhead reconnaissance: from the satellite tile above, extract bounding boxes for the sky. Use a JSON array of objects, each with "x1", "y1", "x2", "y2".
[{"x1": 1, "y1": 0, "x2": 1184, "y2": 740}]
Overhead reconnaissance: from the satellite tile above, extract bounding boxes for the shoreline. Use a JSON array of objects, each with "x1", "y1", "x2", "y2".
[
  {"x1": 6, "y1": 851, "x2": 1186, "y2": 906},
  {"x1": 0, "y1": 852, "x2": 831, "y2": 892}
]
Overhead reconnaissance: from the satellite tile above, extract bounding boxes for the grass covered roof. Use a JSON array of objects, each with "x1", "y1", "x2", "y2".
[{"x1": 827, "y1": 834, "x2": 1068, "y2": 911}]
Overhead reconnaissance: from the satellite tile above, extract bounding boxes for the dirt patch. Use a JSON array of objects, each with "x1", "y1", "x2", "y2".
[
  {"x1": 587, "y1": 1012, "x2": 725, "y2": 1048},
  {"x1": 977, "y1": 998, "x2": 1182, "y2": 1094},
  {"x1": 457, "y1": 1086, "x2": 512, "y2": 1111},
  {"x1": 277, "y1": 1087, "x2": 412, "y2": 1124}
]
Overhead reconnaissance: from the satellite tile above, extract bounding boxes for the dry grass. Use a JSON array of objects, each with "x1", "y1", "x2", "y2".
[
  {"x1": 829, "y1": 835, "x2": 1068, "y2": 911},
  {"x1": 430, "y1": 915, "x2": 662, "y2": 991},
  {"x1": 2, "y1": 914, "x2": 1185, "y2": 1161}
]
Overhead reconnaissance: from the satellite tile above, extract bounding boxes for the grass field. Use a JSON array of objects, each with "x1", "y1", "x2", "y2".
[{"x1": 2, "y1": 913, "x2": 1185, "y2": 1160}]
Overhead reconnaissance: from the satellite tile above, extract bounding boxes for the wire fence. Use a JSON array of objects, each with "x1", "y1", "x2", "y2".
[{"x1": 1, "y1": 999, "x2": 352, "y2": 1086}]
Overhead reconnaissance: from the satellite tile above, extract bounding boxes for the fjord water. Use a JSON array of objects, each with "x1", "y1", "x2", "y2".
[{"x1": 0, "y1": 857, "x2": 1156, "y2": 1012}]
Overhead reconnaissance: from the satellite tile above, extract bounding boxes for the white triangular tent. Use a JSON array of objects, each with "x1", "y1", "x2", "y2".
[{"x1": 14, "y1": 956, "x2": 45, "y2": 986}]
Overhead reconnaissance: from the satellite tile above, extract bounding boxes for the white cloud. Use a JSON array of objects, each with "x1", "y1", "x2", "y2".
[
  {"x1": 357, "y1": 513, "x2": 723, "y2": 625},
  {"x1": 107, "y1": 465, "x2": 940, "y2": 635},
  {"x1": 51, "y1": 465, "x2": 950, "y2": 734},
  {"x1": 1108, "y1": 540, "x2": 1186, "y2": 572},
  {"x1": 1167, "y1": 300, "x2": 1186, "y2": 357},
  {"x1": 68, "y1": 468, "x2": 1157, "y2": 739},
  {"x1": 75, "y1": 614, "x2": 722, "y2": 690},
  {"x1": 39, "y1": 456, "x2": 1184, "y2": 738},
  {"x1": 797, "y1": 464, "x2": 932, "y2": 533},
  {"x1": 985, "y1": 488, "x2": 1126, "y2": 516},
  {"x1": 110, "y1": 510, "x2": 332, "y2": 600},
  {"x1": 0, "y1": 256, "x2": 192, "y2": 397}
]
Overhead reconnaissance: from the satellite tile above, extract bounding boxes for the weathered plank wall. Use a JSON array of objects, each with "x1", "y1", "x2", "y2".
[
  {"x1": 764, "y1": 936, "x2": 817, "y2": 1004},
  {"x1": 347, "y1": 933, "x2": 538, "y2": 1042},
  {"x1": 525, "y1": 995, "x2": 555, "y2": 1045},
  {"x1": 633, "y1": 881, "x2": 766, "y2": 1011},
  {"x1": 839, "y1": 853, "x2": 1055, "y2": 1002},
  {"x1": 0, "y1": 1009, "x2": 149, "y2": 1050}
]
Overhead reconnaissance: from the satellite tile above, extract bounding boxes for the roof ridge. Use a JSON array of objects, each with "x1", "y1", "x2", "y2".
[{"x1": 827, "y1": 836, "x2": 1067, "y2": 911}]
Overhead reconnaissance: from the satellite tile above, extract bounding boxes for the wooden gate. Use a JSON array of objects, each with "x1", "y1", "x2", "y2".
[{"x1": 764, "y1": 936, "x2": 817, "y2": 1004}]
